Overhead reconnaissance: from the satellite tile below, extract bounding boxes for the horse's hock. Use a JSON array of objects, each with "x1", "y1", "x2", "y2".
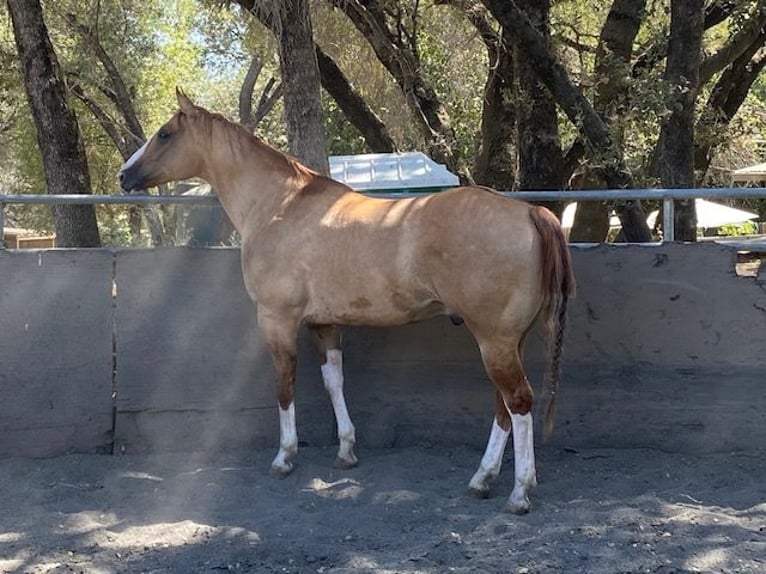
[{"x1": 0, "y1": 243, "x2": 764, "y2": 458}]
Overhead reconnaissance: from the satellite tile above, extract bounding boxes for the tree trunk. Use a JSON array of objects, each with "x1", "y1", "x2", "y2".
[
  {"x1": 444, "y1": 0, "x2": 516, "y2": 188},
  {"x1": 7, "y1": 0, "x2": 100, "y2": 247},
  {"x1": 271, "y1": 0, "x2": 329, "y2": 174},
  {"x1": 657, "y1": 0, "x2": 704, "y2": 241},
  {"x1": 514, "y1": 0, "x2": 564, "y2": 215},
  {"x1": 570, "y1": 0, "x2": 647, "y2": 240},
  {"x1": 474, "y1": 28, "x2": 516, "y2": 190}
]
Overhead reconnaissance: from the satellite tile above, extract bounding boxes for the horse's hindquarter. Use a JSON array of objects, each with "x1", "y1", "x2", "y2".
[
  {"x1": 243, "y1": 187, "x2": 544, "y2": 331},
  {"x1": 410, "y1": 188, "x2": 545, "y2": 334}
]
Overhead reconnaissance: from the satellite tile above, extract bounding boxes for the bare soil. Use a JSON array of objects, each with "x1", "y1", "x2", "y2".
[{"x1": 1, "y1": 444, "x2": 764, "y2": 573}]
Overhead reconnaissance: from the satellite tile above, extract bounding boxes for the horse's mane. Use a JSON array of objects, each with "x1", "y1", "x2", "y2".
[{"x1": 199, "y1": 107, "x2": 319, "y2": 181}]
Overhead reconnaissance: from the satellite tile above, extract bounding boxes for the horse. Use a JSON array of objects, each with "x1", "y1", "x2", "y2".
[{"x1": 119, "y1": 89, "x2": 575, "y2": 514}]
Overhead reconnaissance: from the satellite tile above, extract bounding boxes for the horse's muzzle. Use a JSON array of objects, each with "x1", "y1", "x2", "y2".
[{"x1": 118, "y1": 167, "x2": 145, "y2": 194}]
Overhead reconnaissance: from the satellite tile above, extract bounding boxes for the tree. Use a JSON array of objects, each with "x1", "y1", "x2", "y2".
[
  {"x1": 657, "y1": 0, "x2": 705, "y2": 242},
  {"x1": 6, "y1": 0, "x2": 100, "y2": 247},
  {"x1": 568, "y1": 0, "x2": 647, "y2": 241},
  {"x1": 483, "y1": 0, "x2": 653, "y2": 242},
  {"x1": 328, "y1": 0, "x2": 472, "y2": 182},
  {"x1": 3, "y1": 0, "x2": 765, "y2": 247},
  {"x1": 440, "y1": 0, "x2": 516, "y2": 189},
  {"x1": 695, "y1": 30, "x2": 766, "y2": 178},
  {"x1": 233, "y1": 0, "x2": 329, "y2": 174},
  {"x1": 274, "y1": 0, "x2": 329, "y2": 173},
  {"x1": 513, "y1": 0, "x2": 564, "y2": 213}
]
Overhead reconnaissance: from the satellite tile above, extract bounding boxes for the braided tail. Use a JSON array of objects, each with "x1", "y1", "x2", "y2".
[{"x1": 529, "y1": 206, "x2": 576, "y2": 441}]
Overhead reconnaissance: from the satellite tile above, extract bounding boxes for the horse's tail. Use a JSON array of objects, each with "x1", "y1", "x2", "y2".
[{"x1": 529, "y1": 205, "x2": 576, "y2": 441}]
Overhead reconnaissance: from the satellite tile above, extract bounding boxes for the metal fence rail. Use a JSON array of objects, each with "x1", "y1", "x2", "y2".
[{"x1": 1, "y1": 187, "x2": 766, "y2": 245}]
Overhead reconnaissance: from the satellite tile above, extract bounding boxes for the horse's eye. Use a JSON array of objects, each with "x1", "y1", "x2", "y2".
[{"x1": 158, "y1": 128, "x2": 170, "y2": 140}]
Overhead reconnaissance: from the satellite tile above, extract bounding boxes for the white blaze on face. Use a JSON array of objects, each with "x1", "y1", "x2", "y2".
[{"x1": 120, "y1": 139, "x2": 149, "y2": 172}]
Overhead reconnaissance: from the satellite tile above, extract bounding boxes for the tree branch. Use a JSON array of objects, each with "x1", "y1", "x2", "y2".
[
  {"x1": 329, "y1": 0, "x2": 469, "y2": 181},
  {"x1": 698, "y1": 6, "x2": 766, "y2": 84},
  {"x1": 62, "y1": 10, "x2": 144, "y2": 148},
  {"x1": 315, "y1": 46, "x2": 395, "y2": 153},
  {"x1": 239, "y1": 55, "x2": 263, "y2": 129},
  {"x1": 632, "y1": 0, "x2": 755, "y2": 78},
  {"x1": 69, "y1": 81, "x2": 129, "y2": 157},
  {"x1": 695, "y1": 32, "x2": 766, "y2": 178},
  {"x1": 252, "y1": 77, "x2": 283, "y2": 127}
]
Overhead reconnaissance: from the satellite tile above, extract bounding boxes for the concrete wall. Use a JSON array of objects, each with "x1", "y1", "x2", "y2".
[
  {"x1": 0, "y1": 243, "x2": 764, "y2": 458},
  {"x1": 0, "y1": 250, "x2": 114, "y2": 457}
]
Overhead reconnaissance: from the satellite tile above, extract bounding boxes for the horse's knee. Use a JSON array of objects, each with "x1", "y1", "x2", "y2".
[
  {"x1": 484, "y1": 353, "x2": 533, "y2": 415},
  {"x1": 277, "y1": 386, "x2": 294, "y2": 411},
  {"x1": 506, "y1": 379, "x2": 533, "y2": 414}
]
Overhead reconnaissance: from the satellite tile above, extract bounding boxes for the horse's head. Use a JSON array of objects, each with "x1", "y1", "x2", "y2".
[{"x1": 119, "y1": 89, "x2": 204, "y2": 193}]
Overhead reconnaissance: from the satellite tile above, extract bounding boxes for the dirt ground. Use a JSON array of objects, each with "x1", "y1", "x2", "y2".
[{"x1": 0, "y1": 444, "x2": 764, "y2": 574}]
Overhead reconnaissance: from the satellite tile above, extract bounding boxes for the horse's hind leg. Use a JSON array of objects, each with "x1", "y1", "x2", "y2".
[
  {"x1": 258, "y1": 308, "x2": 300, "y2": 478},
  {"x1": 468, "y1": 390, "x2": 511, "y2": 498},
  {"x1": 473, "y1": 338, "x2": 537, "y2": 514},
  {"x1": 310, "y1": 325, "x2": 357, "y2": 469}
]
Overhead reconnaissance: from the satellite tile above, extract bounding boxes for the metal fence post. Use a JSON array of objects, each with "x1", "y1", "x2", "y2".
[
  {"x1": 0, "y1": 202, "x2": 5, "y2": 249},
  {"x1": 662, "y1": 198, "x2": 675, "y2": 242}
]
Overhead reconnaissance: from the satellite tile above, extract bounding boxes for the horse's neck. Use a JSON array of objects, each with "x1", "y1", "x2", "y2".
[{"x1": 203, "y1": 138, "x2": 304, "y2": 235}]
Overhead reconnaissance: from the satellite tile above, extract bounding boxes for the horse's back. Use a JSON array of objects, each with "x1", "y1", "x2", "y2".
[{"x1": 244, "y1": 184, "x2": 547, "y2": 331}]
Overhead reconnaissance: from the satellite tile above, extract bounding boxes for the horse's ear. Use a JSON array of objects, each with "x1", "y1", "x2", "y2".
[{"x1": 176, "y1": 88, "x2": 196, "y2": 114}]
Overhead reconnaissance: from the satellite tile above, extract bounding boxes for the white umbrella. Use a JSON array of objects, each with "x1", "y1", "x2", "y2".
[
  {"x1": 692, "y1": 198, "x2": 758, "y2": 228},
  {"x1": 566, "y1": 199, "x2": 758, "y2": 230}
]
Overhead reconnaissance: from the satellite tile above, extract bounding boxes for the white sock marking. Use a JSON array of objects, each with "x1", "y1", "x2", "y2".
[
  {"x1": 469, "y1": 417, "x2": 510, "y2": 492},
  {"x1": 272, "y1": 402, "x2": 297, "y2": 472},
  {"x1": 321, "y1": 349, "x2": 356, "y2": 462},
  {"x1": 508, "y1": 412, "x2": 536, "y2": 510}
]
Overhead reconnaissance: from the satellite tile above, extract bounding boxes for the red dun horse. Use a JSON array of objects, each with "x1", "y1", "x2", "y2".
[{"x1": 119, "y1": 90, "x2": 575, "y2": 514}]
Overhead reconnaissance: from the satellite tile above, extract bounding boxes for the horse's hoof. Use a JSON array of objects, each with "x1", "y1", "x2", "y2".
[
  {"x1": 334, "y1": 456, "x2": 358, "y2": 470},
  {"x1": 505, "y1": 496, "x2": 531, "y2": 515},
  {"x1": 270, "y1": 463, "x2": 294, "y2": 479},
  {"x1": 468, "y1": 484, "x2": 490, "y2": 499}
]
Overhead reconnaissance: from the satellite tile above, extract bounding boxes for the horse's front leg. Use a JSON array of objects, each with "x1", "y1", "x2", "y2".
[
  {"x1": 258, "y1": 308, "x2": 300, "y2": 478},
  {"x1": 310, "y1": 325, "x2": 357, "y2": 469}
]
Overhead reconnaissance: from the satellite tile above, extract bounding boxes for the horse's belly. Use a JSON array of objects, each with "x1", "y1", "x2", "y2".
[{"x1": 303, "y1": 295, "x2": 444, "y2": 327}]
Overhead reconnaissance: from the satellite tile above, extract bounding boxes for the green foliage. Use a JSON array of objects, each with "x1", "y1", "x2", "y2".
[
  {"x1": 416, "y1": 3, "x2": 486, "y2": 164},
  {"x1": 716, "y1": 221, "x2": 758, "y2": 237},
  {"x1": 323, "y1": 94, "x2": 369, "y2": 155},
  {"x1": 312, "y1": 1, "x2": 418, "y2": 150}
]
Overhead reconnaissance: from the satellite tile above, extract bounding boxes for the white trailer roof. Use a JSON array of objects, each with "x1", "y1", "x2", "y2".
[{"x1": 329, "y1": 152, "x2": 459, "y2": 191}]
